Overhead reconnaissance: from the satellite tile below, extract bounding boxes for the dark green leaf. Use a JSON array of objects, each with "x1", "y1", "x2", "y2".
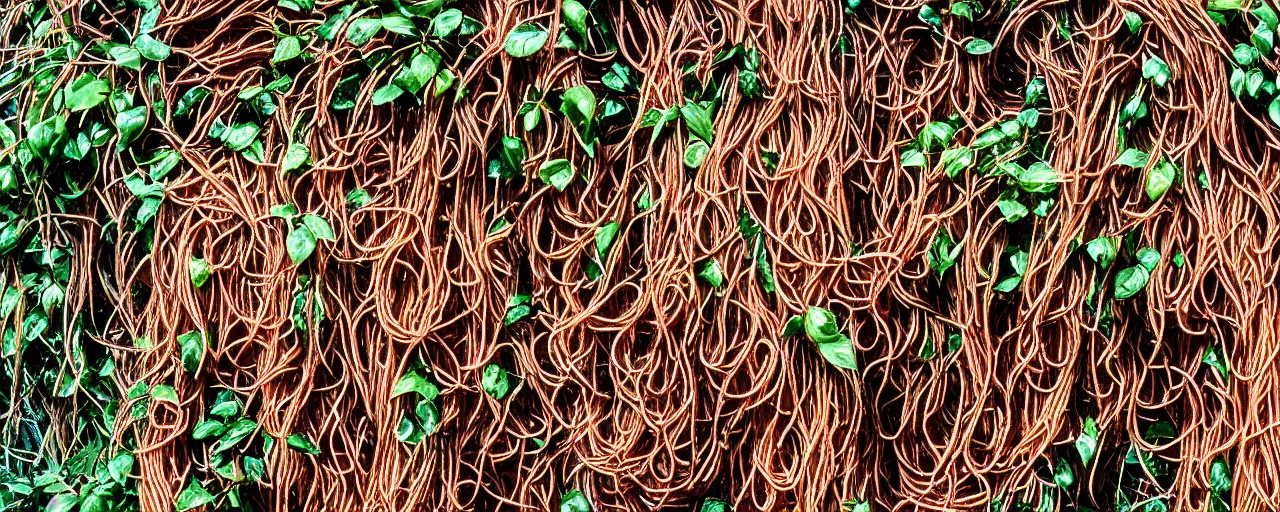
[
  {"x1": 64, "y1": 73, "x2": 110, "y2": 112},
  {"x1": 433, "y1": 9, "x2": 464, "y2": 38},
  {"x1": 347, "y1": 17, "x2": 383, "y2": 45},
  {"x1": 116, "y1": 106, "x2": 148, "y2": 152},
  {"x1": 561, "y1": 490, "x2": 592, "y2": 512},
  {"x1": 177, "y1": 330, "x2": 204, "y2": 373},
  {"x1": 680, "y1": 102, "x2": 715, "y2": 143},
  {"x1": 272, "y1": 35, "x2": 304, "y2": 65},
  {"x1": 318, "y1": 4, "x2": 355, "y2": 41},
  {"x1": 561, "y1": 0, "x2": 589, "y2": 41}
]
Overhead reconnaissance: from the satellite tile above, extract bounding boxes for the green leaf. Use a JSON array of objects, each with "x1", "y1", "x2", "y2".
[
  {"x1": 560, "y1": 85, "x2": 597, "y2": 130},
  {"x1": 192, "y1": 419, "x2": 226, "y2": 440},
  {"x1": 190, "y1": 257, "x2": 211, "y2": 288},
  {"x1": 318, "y1": 4, "x2": 355, "y2": 41},
  {"x1": 47, "y1": 494, "x2": 79, "y2": 512},
  {"x1": 1146, "y1": 159, "x2": 1177, "y2": 201},
  {"x1": 900, "y1": 148, "x2": 926, "y2": 168},
  {"x1": 1114, "y1": 148, "x2": 1150, "y2": 168},
  {"x1": 595, "y1": 221, "x2": 620, "y2": 259},
  {"x1": 116, "y1": 106, "x2": 148, "y2": 152},
  {"x1": 134, "y1": 34, "x2": 171, "y2": 61},
  {"x1": 1256, "y1": 22, "x2": 1276, "y2": 57},
  {"x1": 1054, "y1": 459, "x2": 1074, "y2": 488},
  {"x1": 380, "y1": 14, "x2": 417, "y2": 36},
  {"x1": 482, "y1": 363, "x2": 511, "y2": 399},
  {"x1": 270, "y1": 203, "x2": 299, "y2": 218},
  {"x1": 680, "y1": 102, "x2": 715, "y2": 143},
  {"x1": 941, "y1": 147, "x2": 973, "y2": 178},
  {"x1": 561, "y1": 490, "x2": 592, "y2": 512},
  {"x1": 64, "y1": 72, "x2": 110, "y2": 112},
  {"x1": 279, "y1": 0, "x2": 313, "y2": 10},
  {"x1": 222, "y1": 122, "x2": 261, "y2": 151},
  {"x1": 1208, "y1": 0, "x2": 1244, "y2": 10},
  {"x1": 928, "y1": 229, "x2": 962, "y2": 278},
  {"x1": 394, "y1": 48, "x2": 441, "y2": 94},
  {"x1": 1144, "y1": 421, "x2": 1176, "y2": 441},
  {"x1": 697, "y1": 259, "x2": 724, "y2": 288},
  {"x1": 1173, "y1": 252, "x2": 1186, "y2": 268},
  {"x1": 1269, "y1": 96, "x2": 1280, "y2": 130},
  {"x1": 1234, "y1": 43, "x2": 1259, "y2": 66},
  {"x1": 918, "y1": 121, "x2": 956, "y2": 152},
  {"x1": 1016, "y1": 162, "x2": 1058, "y2": 193},
  {"x1": 177, "y1": 330, "x2": 204, "y2": 373},
  {"x1": 175, "y1": 86, "x2": 211, "y2": 117},
  {"x1": 151, "y1": 384, "x2": 179, "y2": 403},
  {"x1": 272, "y1": 35, "x2": 304, "y2": 65},
  {"x1": 919, "y1": 5, "x2": 941, "y2": 26},
  {"x1": 1203, "y1": 344, "x2": 1230, "y2": 380},
  {"x1": 372, "y1": 83, "x2": 404, "y2": 105},
  {"x1": 1257, "y1": 0, "x2": 1280, "y2": 31},
  {"x1": 703, "y1": 498, "x2": 729, "y2": 512},
  {"x1": 1113, "y1": 264, "x2": 1150, "y2": 299},
  {"x1": 281, "y1": 143, "x2": 310, "y2": 174},
  {"x1": 434, "y1": 68, "x2": 457, "y2": 97},
  {"x1": 1136, "y1": 247, "x2": 1161, "y2": 272},
  {"x1": 286, "y1": 433, "x2": 322, "y2": 455},
  {"x1": 504, "y1": 294, "x2": 532, "y2": 325},
  {"x1": 1120, "y1": 93, "x2": 1148, "y2": 124},
  {"x1": 562, "y1": 0, "x2": 589, "y2": 41},
  {"x1": 965, "y1": 38, "x2": 993, "y2": 55},
  {"x1": 946, "y1": 333, "x2": 962, "y2": 353},
  {"x1": 1124, "y1": 11, "x2": 1143, "y2": 34},
  {"x1": 301, "y1": 214, "x2": 336, "y2": 241},
  {"x1": 286, "y1": 225, "x2": 318, "y2": 264},
  {"x1": 781, "y1": 315, "x2": 803, "y2": 337},
  {"x1": 347, "y1": 188, "x2": 372, "y2": 209},
  {"x1": 1076, "y1": 416, "x2": 1098, "y2": 466},
  {"x1": 175, "y1": 480, "x2": 215, "y2": 511},
  {"x1": 391, "y1": 371, "x2": 439, "y2": 400},
  {"x1": 1025, "y1": 76, "x2": 1047, "y2": 105},
  {"x1": 602, "y1": 62, "x2": 639, "y2": 93},
  {"x1": 1086, "y1": 237, "x2": 1118, "y2": 269},
  {"x1": 684, "y1": 140, "x2": 710, "y2": 168},
  {"x1": 433, "y1": 9, "x2": 464, "y2": 38},
  {"x1": 108, "y1": 45, "x2": 142, "y2": 70},
  {"x1": 1141, "y1": 54, "x2": 1171, "y2": 87},
  {"x1": 108, "y1": 451, "x2": 134, "y2": 484},
  {"x1": 504, "y1": 22, "x2": 550, "y2": 58},
  {"x1": 347, "y1": 17, "x2": 383, "y2": 45},
  {"x1": 801, "y1": 307, "x2": 858, "y2": 371},
  {"x1": 415, "y1": 398, "x2": 441, "y2": 434},
  {"x1": 1210, "y1": 456, "x2": 1232, "y2": 495},
  {"x1": 244, "y1": 456, "x2": 266, "y2": 482},
  {"x1": 997, "y1": 196, "x2": 1029, "y2": 223},
  {"x1": 918, "y1": 334, "x2": 936, "y2": 360},
  {"x1": 538, "y1": 159, "x2": 576, "y2": 191}
]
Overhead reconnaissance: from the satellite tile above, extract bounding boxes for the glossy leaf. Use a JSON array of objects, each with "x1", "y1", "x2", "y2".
[{"x1": 505, "y1": 22, "x2": 550, "y2": 58}]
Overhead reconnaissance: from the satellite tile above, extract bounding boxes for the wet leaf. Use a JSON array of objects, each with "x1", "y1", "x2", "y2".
[{"x1": 177, "y1": 330, "x2": 204, "y2": 373}]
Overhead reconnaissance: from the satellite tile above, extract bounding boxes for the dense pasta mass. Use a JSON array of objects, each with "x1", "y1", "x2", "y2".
[{"x1": 0, "y1": 0, "x2": 1273, "y2": 511}]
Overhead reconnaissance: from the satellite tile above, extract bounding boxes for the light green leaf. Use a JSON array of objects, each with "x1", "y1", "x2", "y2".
[
  {"x1": 504, "y1": 22, "x2": 550, "y2": 58},
  {"x1": 134, "y1": 34, "x2": 171, "y2": 61},
  {"x1": 684, "y1": 140, "x2": 709, "y2": 168},
  {"x1": 391, "y1": 371, "x2": 439, "y2": 400},
  {"x1": 1114, "y1": 148, "x2": 1150, "y2": 168},
  {"x1": 1114, "y1": 264, "x2": 1150, "y2": 299},
  {"x1": 1076, "y1": 416, "x2": 1098, "y2": 466},
  {"x1": 561, "y1": 490, "x2": 592, "y2": 512},
  {"x1": 300, "y1": 214, "x2": 335, "y2": 241},
  {"x1": 286, "y1": 225, "x2": 318, "y2": 264},
  {"x1": 504, "y1": 294, "x2": 532, "y2": 325},
  {"x1": 282, "y1": 143, "x2": 310, "y2": 174},
  {"x1": 1146, "y1": 159, "x2": 1177, "y2": 201},
  {"x1": 562, "y1": 0, "x2": 589, "y2": 41},
  {"x1": 433, "y1": 9, "x2": 464, "y2": 38},
  {"x1": 1141, "y1": 54, "x2": 1171, "y2": 87},
  {"x1": 1054, "y1": 459, "x2": 1074, "y2": 488},
  {"x1": 372, "y1": 83, "x2": 404, "y2": 105},
  {"x1": 150, "y1": 384, "x2": 179, "y2": 403},
  {"x1": 272, "y1": 35, "x2": 304, "y2": 65},
  {"x1": 380, "y1": 14, "x2": 417, "y2": 36},
  {"x1": 538, "y1": 159, "x2": 575, "y2": 191},
  {"x1": 64, "y1": 73, "x2": 110, "y2": 112},
  {"x1": 1086, "y1": 236, "x2": 1118, "y2": 269},
  {"x1": 175, "y1": 480, "x2": 215, "y2": 511},
  {"x1": 190, "y1": 257, "x2": 211, "y2": 288},
  {"x1": 1124, "y1": 11, "x2": 1143, "y2": 34}
]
